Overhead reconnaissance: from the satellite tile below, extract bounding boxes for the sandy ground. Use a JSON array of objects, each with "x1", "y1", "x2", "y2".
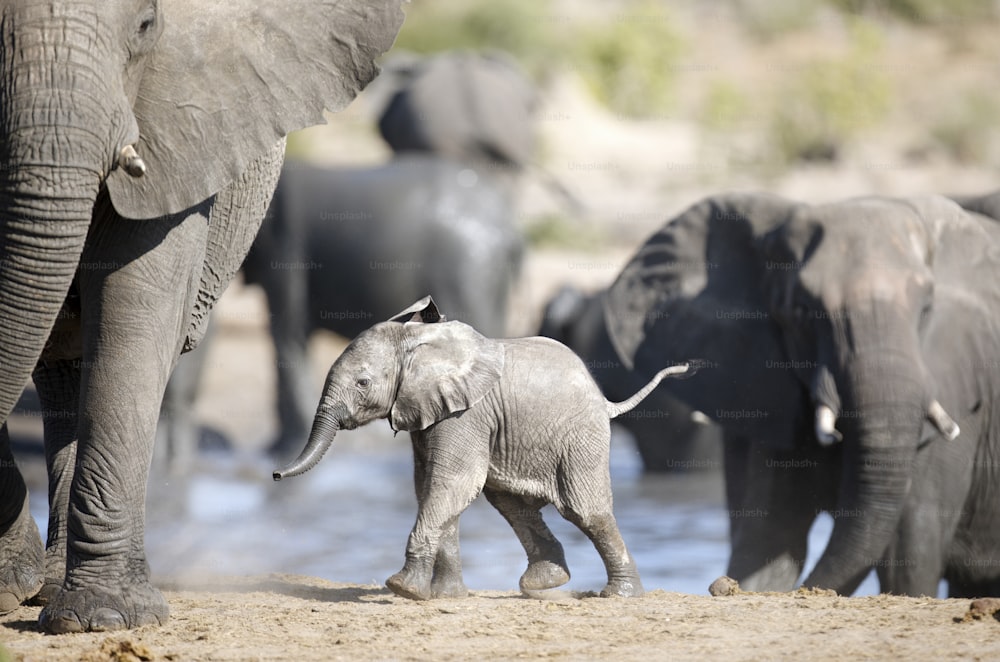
[{"x1": 2, "y1": 575, "x2": 999, "y2": 661}]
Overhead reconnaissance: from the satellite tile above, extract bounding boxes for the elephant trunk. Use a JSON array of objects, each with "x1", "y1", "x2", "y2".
[
  {"x1": 0, "y1": 175, "x2": 97, "y2": 426},
  {"x1": 0, "y1": 130, "x2": 104, "y2": 427},
  {"x1": 0, "y1": 8, "x2": 125, "y2": 425},
  {"x1": 803, "y1": 346, "x2": 925, "y2": 594},
  {"x1": 273, "y1": 403, "x2": 347, "y2": 480}
]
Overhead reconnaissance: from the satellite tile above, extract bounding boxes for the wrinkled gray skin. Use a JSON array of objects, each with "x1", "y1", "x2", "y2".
[
  {"x1": 275, "y1": 298, "x2": 693, "y2": 600},
  {"x1": 605, "y1": 192, "x2": 1000, "y2": 597},
  {"x1": 243, "y1": 154, "x2": 525, "y2": 459},
  {"x1": 0, "y1": 0, "x2": 404, "y2": 633},
  {"x1": 539, "y1": 286, "x2": 722, "y2": 472},
  {"x1": 161, "y1": 51, "x2": 535, "y2": 466},
  {"x1": 154, "y1": 321, "x2": 220, "y2": 476}
]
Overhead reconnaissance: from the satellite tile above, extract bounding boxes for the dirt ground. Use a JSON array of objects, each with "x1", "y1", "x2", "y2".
[{"x1": 1, "y1": 575, "x2": 998, "y2": 661}]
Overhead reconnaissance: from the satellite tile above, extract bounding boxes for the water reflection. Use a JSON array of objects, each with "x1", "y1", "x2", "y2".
[{"x1": 29, "y1": 426, "x2": 884, "y2": 596}]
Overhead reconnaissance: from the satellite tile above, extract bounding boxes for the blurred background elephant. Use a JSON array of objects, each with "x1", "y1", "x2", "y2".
[
  {"x1": 539, "y1": 285, "x2": 722, "y2": 473},
  {"x1": 0, "y1": 0, "x2": 404, "y2": 633},
  {"x1": 160, "y1": 52, "x2": 536, "y2": 465},
  {"x1": 377, "y1": 51, "x2": 537, "y2": 180},
  {"x1": 603, "y1": 191, "x2": 1000, "y2": 597}
]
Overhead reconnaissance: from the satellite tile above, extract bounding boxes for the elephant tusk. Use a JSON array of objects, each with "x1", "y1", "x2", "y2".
[
  {"x1": 118, "y1": 145, "x2": 146, "y2": 178},
  {"x1": 815, "y1": 404, "x2": 843, "y2": 446},
  {"x1": 691, "y1": 410, "x2": 712, "y2": 425},
  {"x1": 927, "y1": 400, "x2": 960, "y2": 441}
]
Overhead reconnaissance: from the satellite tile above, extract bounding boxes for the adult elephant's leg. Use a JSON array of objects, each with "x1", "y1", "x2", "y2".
[
  {"x1": 266, "y1": 265, "x2": 315, "y2": 460},
  {"x1": 38, "y1": 202, "x2": 210, "y2": 634},
  {"x1": 29, "y1": 359, "x2": 81, "y2": 606},
  {"x1": 482, "y1": 487, "x2": 569, "y2": 592},
  {"x1": 156, "y1": 347, "x2": 204, "y2": 478},
  {"x1": 254, "y1": 180, "x2": 315, "y2": 460},
  {"x1": 725, "y1": 442, "x2": 820, "y2": 592},
  {"x1": 882, "y1": 441, "x2": 971, "y2": 597},
  {"x1": 0, "y1": 423, "x2": 43, "y2": 613},
  {"x1": 879, "y1": 507, "x2": 944, "y2": 597}
]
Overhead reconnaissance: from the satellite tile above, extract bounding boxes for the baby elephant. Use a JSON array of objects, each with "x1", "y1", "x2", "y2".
[{"x1": 274, "y1": 297, "x2": 694, "y2": 600}]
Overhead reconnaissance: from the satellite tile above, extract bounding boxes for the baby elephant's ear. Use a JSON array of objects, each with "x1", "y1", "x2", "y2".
[
  {"x1": 389, "y1": 322, "x2": 504, "y2": 432},
  {"x1": 388, "y1": 296, "x2": 445, "y2": 324}
]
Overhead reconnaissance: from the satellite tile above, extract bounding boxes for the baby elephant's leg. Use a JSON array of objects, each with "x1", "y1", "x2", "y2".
[
  {"x1": 409, "y1": 438, "x2": 468, "y2": 599},
  {"x1": 562, "y1": 507, "x2": 644, "y2": 598},
  {"x1": 430, "y1": 519, "x2": 467, "y2": 599},
  {"x1": 389, "y1": 510, "x2": 473, "y2": 601},
  {"x1": 559, "y1": 461, "x2": 643, "y2": 596},
  {"x1": 483, "y1": 487, "x2": 570, "y2": 592},
  {"x1": 388, "y1": 444, "x2": 486, "y2": 600}
]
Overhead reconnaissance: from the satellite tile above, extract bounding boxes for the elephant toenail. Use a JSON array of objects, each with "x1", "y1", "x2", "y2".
[
  {"x1": 40, "y1": 609, "x2": 84, "y2": 634},
  {"x1": 0, "y1": 592, "x2": 20, "y2": 614},
  {"x1": 90, "y1": 608, "x2": 128, "y2": 631}
]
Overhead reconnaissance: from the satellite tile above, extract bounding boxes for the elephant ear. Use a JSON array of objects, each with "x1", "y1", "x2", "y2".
[
  {"x1": 106, "y1": 0, "x2": 406, "y2": 220},
  {"x1": 389, "y1": 321, "x2": 505, "y2": 432},
  {"x1": 388, "y1": 296, "x2": 446, "y2": 324},
  {"x1": 604, "y1": 193, "x2": 808, "y2": 447}
]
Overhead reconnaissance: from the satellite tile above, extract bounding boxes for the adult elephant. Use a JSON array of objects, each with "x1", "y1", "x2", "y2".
[
  {"x1": 244, "y1": 153, "x2": 525, "y2": 458},
  {"x1": 0, "y1": 0, "x2": 404, "y2": 633},
  {"x1": 539, "y1": 285, "x2": 722, "y2": 472},
  {"x1": 603, "y1": 192, "x2": 1000, "y2": 597},
  {"x1": 377, "y1": 50, "x2": 537, "y2": 175}
]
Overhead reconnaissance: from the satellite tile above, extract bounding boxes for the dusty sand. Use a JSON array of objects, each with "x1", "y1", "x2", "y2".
[{"x1": 2, "y1": 575, "x2": 998, "y2": 661}]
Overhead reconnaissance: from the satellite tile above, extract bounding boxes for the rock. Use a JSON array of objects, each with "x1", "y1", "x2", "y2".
[
  {"x1": 962, "y1": 597, "x2": 1000, "y2": 623},
  {"x1": 708, "y1": 576, "x2": 740, "y2": 597}
]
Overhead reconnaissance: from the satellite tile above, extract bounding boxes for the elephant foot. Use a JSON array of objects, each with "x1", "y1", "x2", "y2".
[
  {"x1": 519, "y1": 560, "x2": 570, "y2": 593},
  {"x1": 430, "y1": 573, "x2": 468, "y2": 599},
  {"x1": 600, "y1": 576, "x2": 645, "y2": 599},
  {"x1": 27, "y1": 581, "x2": 62, "y2": 607},
  {"x1": 39, "y1": 581, "x2": 169, "y2": 633},
  {"x1": 386, "y1": 569, "x2": 433, "y2": 601},
  {"x1": 0, "y1": 497, "x2": 44, "y2": 614},
  {"x1": 28, "y1": 579, "x2": 62, "y2": 607}
]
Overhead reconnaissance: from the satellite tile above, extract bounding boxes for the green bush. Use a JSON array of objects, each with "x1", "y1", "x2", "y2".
[
  {"x1": 392, "y1": 0, "x2": 565, "y2": 78},
  {"x1": 700, "y1": 79, "x2": 755, "y2": 132},
  {"x1": 735, "y1": 0, "x2": 827, "y2": 40},
  {"x1": 573, "y1": 4, "x2": 686, "y2": 119},
  {"x1": 769, "y1": 18, "x2": 892, "y2": 163},
  {"x1": 831, "y1": 0, "x2": 998, "y2": 23}
]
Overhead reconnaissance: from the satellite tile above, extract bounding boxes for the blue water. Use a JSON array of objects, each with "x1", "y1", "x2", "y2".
[{"x1": 30, "y1": 425, "x2": 886, "y2": 596}]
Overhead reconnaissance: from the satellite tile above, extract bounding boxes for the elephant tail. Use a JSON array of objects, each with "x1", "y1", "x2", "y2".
[{"x1": 605, "y1": 361, "x2": 701, "y2": 419}]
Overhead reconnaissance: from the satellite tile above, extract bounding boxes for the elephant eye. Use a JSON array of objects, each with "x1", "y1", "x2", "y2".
[
  {"x1": 136, "y1": 10, "x2": 156, "y2": 36},
  {"x1": 356, "y1": 377, "x2": 371, "y2": 389}
]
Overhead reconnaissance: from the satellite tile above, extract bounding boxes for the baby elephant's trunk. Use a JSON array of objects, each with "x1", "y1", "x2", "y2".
[
  {"x1": 273, "y1": 404, "x2": 345, "y2": 480},
  {"x1": 605, "y1": 362, "x2": 697, "y2": 419}
]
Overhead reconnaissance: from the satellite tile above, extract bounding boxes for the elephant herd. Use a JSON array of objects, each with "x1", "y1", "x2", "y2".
[
  {"x1": 0, "y1": 0, "x2": 999, "y2": 637},
  {"x1": 604, "y1": 191, "x2": 1000, "y2": 598}
]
